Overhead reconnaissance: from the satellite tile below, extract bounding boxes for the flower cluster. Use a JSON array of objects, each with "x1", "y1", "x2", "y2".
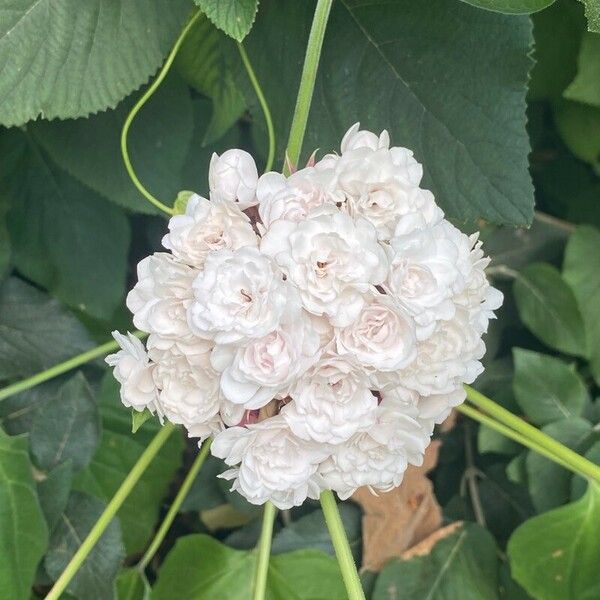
[{"x1": 107, "y1": 125, "x2": 502, "y2": 509}]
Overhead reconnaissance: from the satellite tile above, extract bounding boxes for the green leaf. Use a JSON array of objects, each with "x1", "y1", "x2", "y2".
[
  {"x1": 176, "y1": 15, "x2": 246, "y2": 143},
  {"x1": 563, "y1": 226, "x2": 600, "y2": 385},
  {"x1": 0, "y1": 428, "x2": 49, "y2": 600},
  {"x1": 572, "y1": 440, "x2": 600, "y2": 500},
  {"x1": 45, "y1": 491, "x2": 124, "y2": 600},
  {"x1": 117, "y1": 568, "x2": 151, "y2": 600},
  {"x1": 478, "y1": 424, "x2": 520, "y2": 455},
  {"x1": 245, "y1": 0, "x2": 534, "y2": 225},
  {"x1": 0, "y1": 278, "x2": 92, "y2": 381},
  {"x1": 73, "y1": 375, "x2": 183, "y2": 554},
  {"x1": 372, "y1": 523, "x2": 499, "y2": 600},
  {"x1": 513, "y1": 349, "x2": 588, "y2": 425},
  {"x1": 0, "y1": 0, "x2": 191, "y2": 126},
  {"x1": 152, "y1": 533, "x2": 346, "y2": 599},
  {"x1": 194, "y1": 0, "x2": 259, "y2": 42},
  {"x1": 564, "y1": 33, "x2": 600, "y2": 107},
  {"x1": 460, "y1": 0, "x2": 555, "y2": 14},
  {"x1": 513, "y1": 263, "x2": 586, "y2": 356},
  {"x1": 526, "y1": 417, "x2": 593, "y2": 511},
  {"x1": 554, "y1": 100, "x2": 600, "y2": 173},
  {"x1": 508, "y1": 482, "x2": 600, "y2": 600},
  {"x1": 37, "y1": 460, "x2": 73, "y2": 534},
  {"x1": 30, "y1": 373, "x2": 100, "y2": 472},
  {"x1": 131, "y1": 409, "x2": 153, "y2": 434},
  {"x1": 30, "y1": 74, "x2": 194, "y2": 215},
  {"x1": 579, "y1": 0, "x2": 600, "y2": 32}
]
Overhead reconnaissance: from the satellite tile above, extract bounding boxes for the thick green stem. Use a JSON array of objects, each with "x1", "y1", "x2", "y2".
[
  {"x1": 284, "y1": 0, "x2": 333, "y2": 172},
  {"x1": 138, "y1": 437, "x2": 212, "y2": 572},
  {"x1": 464, "y1": 385, "x2": 600, "y2": 483},
  {"x1": 237, "y1": 42, "x2": 276, "y2": 172},
  {"x1": 120, "y1": 10, "x2": 202, "y2": 215},
  {"x1": 0, "y1": 331, "x2": 147, "y2": 403},
  {"x1": 252, "y1": 501, "x2": 277, "y2": 600},
  {"x1": 320, "y1": 490, "x2": 365, "y2": 600},
  {"x1": 45, "y1": 424, "x2": 176, "y2": 600}
]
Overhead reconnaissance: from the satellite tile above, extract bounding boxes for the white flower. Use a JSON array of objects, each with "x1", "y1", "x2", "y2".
[
  {"x1": 340, "y1": 122, "x2": 390, "y2": 153},
  {"x1": 162, "y1": 194, "x2": 257, "y2": 268},
  {"x1": 126, "y1": 253, "x2": 196, "y2": 340},
  {"x1": 211, "y1": 416, "x2": 327, "y2": 509},
  {"x1": 209, "y1": 149, "x2": 259, "y2": 209},
  {"x1": 256, "y1": 167, "x2": 342, "y2": 229},
  {"x1": 335, "y1": 293, "x2": 417, "y2": 372},
  {"x1": 261, "y1": 207, "x2": 388, "y2": 327},
  {"x1": 105, "y1": 332, "x2": 159, "y2": 413},
  {"x1": 282, "y1": 354, "x2": 378, "y2": 444},
  {"x1": 188, "y1": 246, "x2": 294, "y2": 344},
  {"x1": 211, "y1": 311, "x2": 321, "y2": 409}
]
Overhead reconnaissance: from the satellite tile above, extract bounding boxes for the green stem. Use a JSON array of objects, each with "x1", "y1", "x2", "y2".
[
  {"x1": 320, "y1": 490, "x2": 365, "y2": 600},
  {"x1": 465, "y1": 385, "x2": 600, "y2": 483},
  {"x1": 45, "y1": 424, "x2": 176, "y2": 600},
  {"x1": 138, "y1": 437, "x2": 212, "y2": 572},
  {"x1": 284, "y1": 0, "x2": 333, "y2": 172},
  {"x1": 120, "y1": 10, "x2": 202, "y2": 215},
  {"x1": 0, "y1": 331, "x2": 147, "y2": 403},
  {"x1": 252, "y1": 501, "x2": 277, "y2": 600},
  {"x1": 237, "y1": 42, "x2": 276, "y2": 172}
]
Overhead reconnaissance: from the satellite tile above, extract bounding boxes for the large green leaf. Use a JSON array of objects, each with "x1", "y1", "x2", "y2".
[
  {"x1": 73, "y1": 375, "x2": 184, "y2": 554},
  {"x1": 30, "y1": 373, "x2": 100, "y2": 472},
  {"x1": 563, "y1": 226, "x2": 600, "y2": 385},
  {"x1": 152, "y1": 533, "x2": 346, "y2": 599},
  {"x1": 508, "y1": 482, "x2": 600, "y2": 600},
  {"x1": 37, "y1": 461, "x2": 74, "y2": 533},
  {"x1": 31, "y1": 75, "x2": 194, "y2": 214},
  {"x1": 372, "y1": 523, "x2": 499, "y2": 600},
  {"x1": 513, "y1": 263, "x2": 586, "y2": 356},
  {"x1": 526, "y1": 418, "x2": 594, "y2": 511},
  {"x1": 0, "y1": 278, "x2": 92, "y2": 381},
  {"x1": 513, "y1": 349, "x2": 588, "y2": 425},
  {"x1": 0, "y1": 0, "x2": 191, "y2": 126},
  {"x1": 564, "y1": 32, "x2": 600, "y2": 107},
  {"x1": 0, "y1": 429, "x2": 49, "y2": 600},
  {"x1": 45, "y1": 491, "x2": 125, "y2": 600},
  {"x1": 117, "y1": 568, "x2": 151, "y2": 600},
  {"x1": 194, "y1": 0, "x2": 259, "y2": 42},
  {"x1": 245, "y1": 0, "x2": 534, "y2": 225},
  {"x1": 579, "y1": 0, "x2": 600, "y2": 32},
  {"x1": 460, "y1": 0, "x2": 555, "y2": 13},
  {"x1": 3, "y1": 129, "x2": 130, "y2": 319}
]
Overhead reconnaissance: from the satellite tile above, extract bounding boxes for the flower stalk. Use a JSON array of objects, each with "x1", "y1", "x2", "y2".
[{"x1": 252, "y1": 501, "x2": 278, "y2": 599}]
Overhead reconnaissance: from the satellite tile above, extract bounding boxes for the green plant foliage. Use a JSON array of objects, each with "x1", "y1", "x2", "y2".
[
  {"x1": 45, "y1": 491, "x2": 125, "y2": 600},
  {"x1": 513, "y1": 263, "x2": 586, "y2": 356},
  {"x1": 152, "y1": 533, "x2": 346, "y2": 599},
  {"x1": 73, "y1": 376, "x2": 184, "y2": 554},
  {"x1": 30, "y1": 373, "x2": 100, "y2": 472},
  {"x1": 30, "y1": 75, "x2": 195, "y2": 214},
  {"x1": 564, "y1": 33, "x2": 600, "y2": 107},
  {"x1": 563, "y1": 225, "x2": 600, "y2": 385},
  {"x1": 460, "y1": 0, "x2": 555, "y2": 13},
  {"x1": 2, "y1": 130, "x2": 130, "y2": 319},
  {"x1": 508, "y1": 482, "x2": 600, "y2": 600},
  {"x1": 37, "y1": 461, "x2": 74, "y2": 533},
  {"x1": 579, "y1": 0, "x2": 600, "y2": 32},
  {"x1": 0, "y1": 278, "x2": 92, "y2": 380},
  {"x1": 131, "y1": 409, "x2": 153, "y2": 434},
  {"x1": 244, "y1": 0, "x2": 535, "y2": 225},
  {"x1": 194, "y1": 0, "x2": 260, "y2": 42},
  {"x1": 372, "y1": 523, "x2": 499, "y2": 599},
  {"x1": 0, "y1": 0, "x2": 191, "y2": 126},
  {"x1": 117, "y1": 568, "x2": 151, "y2": 600},
  {"x1": 0, "y1": 429, "x2": 49, "y2": 600},
  {"x1": 513, "y1": 349, "x2": 588, "y2": 425}
]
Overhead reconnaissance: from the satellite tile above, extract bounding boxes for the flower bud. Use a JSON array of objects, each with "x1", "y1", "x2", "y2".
[{"x1": 209, "y1": 149, "x2": 258, "y2": 209}]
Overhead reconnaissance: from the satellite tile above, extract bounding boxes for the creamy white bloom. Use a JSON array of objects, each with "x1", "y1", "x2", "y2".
[
  {"x1": 212, "y1": 416, "x2": 327, "y2": 509},
  {"x1": 282, "y1": 354, "x2": 378, "y2": 444},
  {"x1": 105, "y1": 332, "x2": 159, "y2": 413},
  {"x1": 209, "y1": 149, "x2": 259, "y2": 209},
  {"x1": 188, "y1": 246, "x2": 295, "y2": 344},
  {"x1": 261, "y1": 207, "x2": 388, "y2": 327},
  {"x1": 162, "y1": 194, "x2": 257, "y2": 268},
  {"x1": 340, "y1": 122, "x2": 390, "y2": 153},
  {"x1": 335, "y1": 293, "x2": 417, "y2": 372},
  {"x1": 126, "y1": 253, "x2": 196, "y2": 340},
  {"x1": 211, "y1": 311, "x2": 321, "y2": 409}
]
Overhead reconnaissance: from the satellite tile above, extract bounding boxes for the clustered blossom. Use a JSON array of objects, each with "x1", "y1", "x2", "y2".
[{"x1": 107, "y1": 125, "x2": 502, "y2": 509}]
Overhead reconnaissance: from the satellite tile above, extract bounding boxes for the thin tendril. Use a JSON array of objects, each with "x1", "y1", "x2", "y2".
[
  {"x1": 237, "y1": 42, "x2": 276, "y2": 172},
  {"x1": 120, "y1": 10, "x2": 202, "y2": 215}
]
